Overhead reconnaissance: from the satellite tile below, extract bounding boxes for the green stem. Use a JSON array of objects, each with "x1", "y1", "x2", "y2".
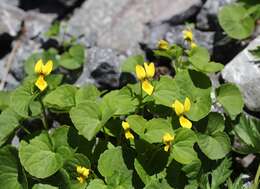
[
  {"x1": 252, "y1": 164, "x2": 260, "y2": 189},
  {"x1": 39, "y1": 98, "x2": 48, "y2": 130},
  {"x1": 138, "y1": 82, "x2": 143, "y2": 110},
  {"x1": 20, "y1": 125, "x2": 31, "y2": 135}
]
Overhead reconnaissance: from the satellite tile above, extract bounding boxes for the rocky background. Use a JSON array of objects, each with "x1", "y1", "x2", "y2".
[
  {"x1": 1, "y1": 0, "x2": 260, "y2": 117},
  {"x1": 1, "y1": 0, "x2": 260, "y2": 182}
]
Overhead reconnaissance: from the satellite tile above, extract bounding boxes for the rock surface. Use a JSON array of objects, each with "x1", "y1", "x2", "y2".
[
  {"x1": 67, "y1": 0, "x2": 202, "y2": 53},
  {"x1": 222, "y1": 36, "x2": 260, "y2": 112},
  {"x1": 75, "y1": 47, "x2": 126, "y2": 89},
  {"x1": 0, "y1": 3, "x2": 25, "y2": 36},
  {"x1": 196, "y1": 0, "x2": 235, "y2": 30}
]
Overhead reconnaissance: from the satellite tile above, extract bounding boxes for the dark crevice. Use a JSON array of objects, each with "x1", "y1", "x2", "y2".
[
  {"x1": 0, "y1": 33, "x2": 14, "y2": 59},
  {"x1": 18, "y1": 0, "x2": 86, "y2": 19}
]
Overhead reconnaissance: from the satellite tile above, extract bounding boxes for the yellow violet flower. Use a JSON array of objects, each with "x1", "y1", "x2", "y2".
[
  {"x1": 163, "y1": 133, "x2": 175, "y2": 152},
  {"x1": 191, "y1": 42, "x2": 197, "y2": 48},
  {"x1": 172, "y1": 97, "x2": 192, "y2": 129},
  {"x1": 34, "y1": 59, "x2": 53, "y2": 91},
  {"x1": 157, "y1": 39, "x2": 169, "y2": 50},
  {"x1": 135, "y1": 62, "x2": 155, "y2": 95},
  {"x1": 76, "y1": 165, "x2": 90, "y2": 184},
  {"x1": 183, "y1": 29, "x2": 193, "y2": 41},
  {"x1": 122, "y1": 121, "x2": 134, "y2": 140}
]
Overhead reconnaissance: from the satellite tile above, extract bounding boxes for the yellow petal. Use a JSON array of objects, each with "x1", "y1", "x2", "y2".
[
  {"x1": 42, "y1": 60, "x2": 53, "y2": 76},
  {"x1": 125, "y1": 131, "x2": 134, "y2": 140},
  {"x1": 82, "y1": 168, "x2": 90, "y2": 178},
  {"x1": 158, "y1": 39, "x2": 169, "y2": 50},
  {"x1": 122, "y1": 121, "x2": 130, "y2": 130},
  {"x1": 135, "y1": 65, "x2": 146, "y2": 80},
  {"x1": 76, "y1": 166, "x2": 84, "y2": 174},
  {"x1": 184, "y1": 97, "x2": 191, "y2": 112},
  {"x1": 174, "y1": 100, "x2": 184, "y2": 116},
  {"x1": 191, "y1": 42, "x2": 197, "y2": 48},
  {"x1": 179, "y1": 116, "x2": 192, "y2": 129},
  {"x1": 183, "y1": 30, "x2": 193, "y2": 41},
  {"x1": 163, "y1": 133, "x2": 174, "y2": 143},
  {"x1": 77, "y1": 176, "x2": 84, "y2": 184},
  {"x1": 34, "y1": 59, "x2": 43, "y2": 74},
  {"x1": 144, "y1": 62, "x2": 155, "y2": 78},
  {"x1": 35, "y1": 75, "x2": 48, "y2": 91},
  {"x1": 164, "y1": 144, "x2": 170, "y2": 152},
  {"x1": 142, "y1": 80, "x2": 154, "y2": 95}
]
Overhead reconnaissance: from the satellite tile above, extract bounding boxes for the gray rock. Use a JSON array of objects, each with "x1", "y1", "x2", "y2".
[
  {"x1": 222, "y1": 36, "x2": 260, "y2": 112},
  {"x1": 144, "y1": 24, "x2": 215, "y2": 53},
  {"x1": 0, "y1": 39, "x2": 41, "y2": 89},
  {"x1": 57, "y1": 0, "x2": 79, "y2": 7},
  {"x1": 166, "y1": 25, "x2": 215, "y2": 53},
  {"x1": 0, "y1": 3, "x2": 25, "y2": 36},
  {"x1": 23, "y1": 11, "x2": 56, "y2": 39},
  {"x1": 2, "y1": 0, "x2": 19, "y2": 7},
  {"x1": 67, "y1": 0, "x2": 201, "y2": 53},
  {"x1": 75, "y1": 47, "x2": 126, "y2": 89},
  {"x1": 196, "y1": 0, "x2": 235, "y2": 30},
  {"x1": 0, "y1": 2, "x2": 56, "y2": 38}
]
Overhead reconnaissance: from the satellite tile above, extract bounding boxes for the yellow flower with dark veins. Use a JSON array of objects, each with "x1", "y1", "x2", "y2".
[
  {"x1": 172, "y1": 97, "x2": 192, "y2": 129},
  {"x1": 163, "y1": 133, "x2": 175, "y2": 152},
  {"x1": 76, "y1": 165, "x2": 90, "y2": 184},
  {"x1": 122, "y1": 121, "x2": 134, "y2": 140},
  {"x1": 135, "y1": 62, "x2": 155, "y2": 95},
  {"x1": 183, "y1": 29, "x2": 193, "y2": 41},
  {"x1": 157, "y1": 39, "x2": 169, "y2": 50},
  {"x1": 34, "y1": 59, "x2": 53, "y2": 91}
]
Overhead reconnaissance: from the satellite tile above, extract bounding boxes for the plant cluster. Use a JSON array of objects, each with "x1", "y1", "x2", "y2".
[
  {"x1": 218, "y1": 0, "x2": 260, "y2": 40},
  {"x1": 0, "y1": 26, "x2": 259, "y2": 189}
]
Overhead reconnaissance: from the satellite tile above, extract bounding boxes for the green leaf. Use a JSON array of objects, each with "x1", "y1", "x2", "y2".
[
  {"x1": 134, "y1": 159, "x2": 153, "y2": 185},
  {"x1": 218, "y1": 4, "x2": 255, "y2": 39},
  {"x1": 98, "y1": 147, "x2": 129, "y2": 178},
  {"x1": 0, "y1": 146, "x2": 24, "y2": 189},
  {"x1": 189, "y1": 47, "x2": 224, "y2": 73},
  {"x1": 154, "y1": 70, "x2": 211, "y2": 121},
  {"x1": 126, "y1": 115, "x2": 147, "y2": 137},
  {"x1": 0, "y1": 108, "x2": 20, "y2": 146},
  {"x1": 10, "y1": 82, "x2": 35, "y2": 117},
  {"x1": 216, "y1": 83, "x2": 244, "y2": 119},
  {"x1": 101, "y1": 87, "x2": 138, "y2": 116},
  {"x1": 75, "y1": 84, "x2": 100, "y2": 105},
  {"x1": 197, "y1": 132, "x2": 231, "y2": 160},
  {"x1": 87, "y1": 179, "x2": 107, "y2": 189},
  {"x1": 19, "y1": 131, "x2": 67, "y2": 178},
  {"x1": 106, "y1": 170, "x2": 134, "y2": 189},
  {"x1": 32, "y1": 184, "x2": 58, "y2": 189},
  {"x1": 0, "y1": 91, "x2": 10, "y2": 110},
  {"x1": 144, "y1": 179, "x2": 172, "y2": 189},
  {"x1": 45, "y1": 74, "x2": 63, "y2": 90},
  {"x1": 205, "y1": 112, "x2": 225, "y2": 135},
  {"x1": 227, "y1": 175, "x2": 247, "y2": 189},
  {"x1": 170, "y1": 128, "x2": 198, "y2": 164},
  {"x1": 44, "y1": 84, "x2": 77, "y2": 111},
  {"x1": 59, "y1": 45, "x2": 85, "y2": 70},
  {"x1": 121, "y1": 55, "x2": 144, "y2": 73},
  {"x1": 182, "y1": 159, "x2": 201, "y2": 179},
  {"x1": 211, "y1": 158, "x2": 232, "y2": 189},
  {"x1": 142, "y1": 118, "x2": 174, "y2": 143},
  {"x1": 70, "y1": 100, "x2": 111, "y2": 140},
  {"x1": 233, "y1": 114, "x2": 260, "y2": 154},
  {"x1": 44, "y1": 21, "x2": 60, "y2": 38}
]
